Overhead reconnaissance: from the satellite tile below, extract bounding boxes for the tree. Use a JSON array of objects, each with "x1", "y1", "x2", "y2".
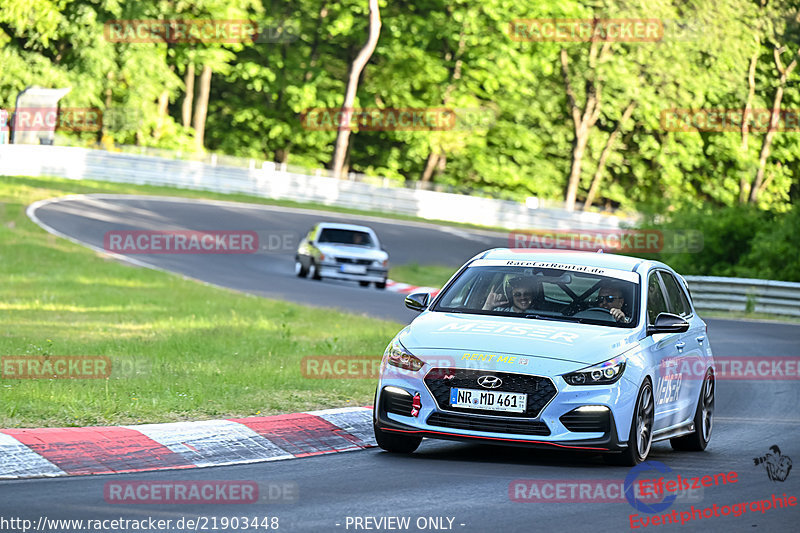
[{"x1": 330, "y1": 0, "x2": 381, "y2": 178}]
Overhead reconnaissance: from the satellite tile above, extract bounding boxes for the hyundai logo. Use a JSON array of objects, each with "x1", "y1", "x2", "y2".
[{"x1": 477, "y1": 375, "x2": 502, "y2": 389}]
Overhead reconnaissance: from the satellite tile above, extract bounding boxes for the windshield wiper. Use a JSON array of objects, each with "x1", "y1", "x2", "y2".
[{"x1": 524, "y1": 313, "x2": 586, "y2": 323}]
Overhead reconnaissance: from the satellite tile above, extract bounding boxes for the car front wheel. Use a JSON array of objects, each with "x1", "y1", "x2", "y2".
[
  {"x1": 308, "y1": 261, "x2": 322, "y2": 280},
  {"x1": 671, "y1": 370, "x2": 714, "y2": 451},
  {"x1": 295, "y1": 259, "x2": 308, "y2": 278},
  {"x1": 605, "y1": 379, "x2": 654, "y2": 466}
]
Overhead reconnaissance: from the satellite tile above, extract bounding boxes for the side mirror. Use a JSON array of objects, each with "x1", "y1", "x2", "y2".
[
  {"x1": 405, "y1": 292, "x2": 430, "y2": 312},
  {"x1": 647, "y1": 312, "x2": 690, "y2": 335}
]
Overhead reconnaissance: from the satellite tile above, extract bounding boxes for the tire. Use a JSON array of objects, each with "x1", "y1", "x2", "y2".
[
  {"x1": 375, "y1": 280, "x2": 387, "y2": 289},
  {"x1": 359, "y1": 281, "x2": 370, "y2": 287},
  {"x1": 604, "y1": 379, "x2": 654, "y2": 466},
  {"x1": 374, "y1": 422, "x2": 422, "y2": 454},
  {"x1": 670, "y1": 370, "x2": 714, "y2": 451},
  {"x1": 308, "y1": 261, "x2": 322, "y2": 280},
  {"x1": 295, "y1": 259, "x2": 308, "y2": 278}
]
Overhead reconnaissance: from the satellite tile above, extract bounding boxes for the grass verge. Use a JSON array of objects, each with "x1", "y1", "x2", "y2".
[
  {"x1": 388, "y1": 263, "x2": 455, "y2": 289},
  {"x1": 0, "y1": 176, "x2": 403, "y2": 427}
]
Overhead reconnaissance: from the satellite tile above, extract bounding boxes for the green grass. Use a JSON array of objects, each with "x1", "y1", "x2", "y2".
[
  {"x1": 0, "y1": 176, "x2": 404, "y2": 428},
  {"x1": 389, "y1": 263, "x2": 455, "y2": 289}
]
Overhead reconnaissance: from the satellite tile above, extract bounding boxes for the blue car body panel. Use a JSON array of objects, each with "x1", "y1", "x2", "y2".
[{"x1": 374, "y1": 249, "x2": 715, "y2": 453}]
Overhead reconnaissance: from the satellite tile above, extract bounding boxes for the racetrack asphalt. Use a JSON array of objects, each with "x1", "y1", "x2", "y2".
[{"x1": 2, "y1": 194, "x2": 798, "y2": 532}]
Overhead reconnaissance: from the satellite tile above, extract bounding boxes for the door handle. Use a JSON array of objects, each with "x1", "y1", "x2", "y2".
[
  {"x1": 675, "y1": 342, "x2": 686, "y2": 351},
  {"x1": 696, "y1": 336, "x2": 705, "y2": 344}
]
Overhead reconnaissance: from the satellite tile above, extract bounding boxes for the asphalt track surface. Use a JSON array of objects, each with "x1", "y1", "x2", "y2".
[{"x1": 3, "y1": 194, "x2": 799, "y2": 533}]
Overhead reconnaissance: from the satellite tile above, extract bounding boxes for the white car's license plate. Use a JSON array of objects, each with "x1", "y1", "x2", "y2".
[
  {"x1": 340, "y1": 264, "x2": 367, "y2": 274},
  {"x1": 449, "y1": 388, "x2": 526, "y2": 413}
]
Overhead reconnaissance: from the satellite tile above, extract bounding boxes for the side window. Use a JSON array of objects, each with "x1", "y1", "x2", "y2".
[
  {"x1": 660, "y1": 272, "x2": 692, "y2": 317},
  {"x1": 647, "y1": 273, "x2": 669, "y2": 324}
]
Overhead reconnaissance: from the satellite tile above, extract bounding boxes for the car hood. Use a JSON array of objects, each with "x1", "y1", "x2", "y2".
[
  {"x1": 317, "y1": 243, "x2": 387, "y2": 260},
  {"x1": 398, "y1": 311, "x2": 640, "y2": 366}
]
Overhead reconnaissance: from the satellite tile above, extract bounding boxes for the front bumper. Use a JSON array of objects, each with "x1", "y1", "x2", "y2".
[
  {"x1": 374, "y1": 369, "x2": 637, "y2": 453},
  {"x1": 319, "y1": 264, "x2": 387, "y2": 282},
  {"x1": 375, "y1": 409, "x2": 626, "y2": 452}
]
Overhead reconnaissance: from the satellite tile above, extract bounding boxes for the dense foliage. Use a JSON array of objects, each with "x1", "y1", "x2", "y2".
[
  {"x1": 2, "y1": 0, "x2": 799, "y2": 212},
  {"x1": 635, "y1": 205, "x2": 800, "y2": 281}
]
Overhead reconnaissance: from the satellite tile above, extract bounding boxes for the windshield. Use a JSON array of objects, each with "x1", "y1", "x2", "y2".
[
  {"x1": 433, "y1": 263, "x2": 639, "y2": 328},
  {"x1": 317, "y1": 228, "x2": 375, "y2": 247}
]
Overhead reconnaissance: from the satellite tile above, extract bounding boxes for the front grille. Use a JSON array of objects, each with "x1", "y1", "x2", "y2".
[
  {"x1": 560, "y1": 409, "x2": 610, "y2": 433},
  {"x1": 335, "y1": 257, "x2": 372, "y2": 265},
  {"x1": 383, "y1": 389, "x2": 414, "y2": 416},
  {"x1": 424, "y1": 368, "x2": 556, "y2": 418},
  {"x1": 427, "y1": 412, "x2": 551, "y2": 436}
]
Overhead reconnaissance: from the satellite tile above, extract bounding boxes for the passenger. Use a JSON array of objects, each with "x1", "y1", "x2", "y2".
[
  {"x1": 595, "y1": 281, "x2": 630, "y2": 323},
  {"x1": 483, "y1": 276, "x2": 539, "y2": 313}
]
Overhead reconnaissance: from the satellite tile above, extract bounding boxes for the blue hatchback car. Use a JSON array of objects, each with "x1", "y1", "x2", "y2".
[{"x1": 373, "y1": 249, "x2": 715, "y2": 465}]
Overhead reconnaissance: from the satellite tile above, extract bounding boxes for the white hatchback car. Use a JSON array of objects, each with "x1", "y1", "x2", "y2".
[{"x1": 295, "y1": 223, "x2": 389, "y2": 288}]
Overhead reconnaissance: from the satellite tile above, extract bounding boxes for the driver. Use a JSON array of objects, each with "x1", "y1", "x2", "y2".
[
  {"x1": 595, "y1": 281, "x2": 630, "y2": 323},
  {"x1": 483, "y1": 276, "x2": 539, "y2": 313}
]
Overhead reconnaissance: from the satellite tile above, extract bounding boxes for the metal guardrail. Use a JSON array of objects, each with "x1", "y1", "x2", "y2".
[
  {"x1": 0, "y1": 144, "x2": 627, "y2": 231},
  {"x1": 684, "y1": 276, "x2": 800, "y2": 318}
]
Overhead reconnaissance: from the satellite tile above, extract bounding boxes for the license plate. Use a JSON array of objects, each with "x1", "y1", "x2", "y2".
[
  {"x1": 449, "y1": 388, "x2": 526, "y2": 413},
  {"x1": 340, "y1": 264, "x2": 367, "y2": 274}
]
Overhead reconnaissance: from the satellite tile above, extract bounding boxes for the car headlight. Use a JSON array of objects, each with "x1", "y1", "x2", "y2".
[
  {"x1": 563, "y1": 355, "x2": 626, "y2": 385},
  {"x1": 383, "y1": 339, "x2": 424, "y2": 372},
  {"x1": 373, "y1": 259, "x2": 388, "y2": 268}
]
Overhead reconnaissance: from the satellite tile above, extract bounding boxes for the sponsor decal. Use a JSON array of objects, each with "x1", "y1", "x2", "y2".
[
  {"x1": 468, "y1": 259, "x2": 640, "y2": 283},
  {"x1": 460, "y1": 353, "x2": 532, "y2": 366},
  {"x1": 435, "y1": 320, "x2": 579, "y2": 344}
]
